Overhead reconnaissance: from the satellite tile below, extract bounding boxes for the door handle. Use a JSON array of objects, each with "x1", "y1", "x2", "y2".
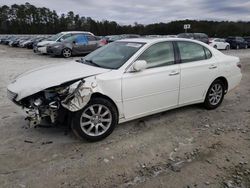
[
  {"x1": 169, "y1": 71, "x2": 180, "y2": 76},
  {"x1": 209, "y1": 65, "x2": 217, "y2": 69}
]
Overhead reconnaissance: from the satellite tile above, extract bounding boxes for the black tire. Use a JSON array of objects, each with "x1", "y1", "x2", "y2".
[
  {"x1": 236, "y1": 45, "x2": 239, "y2": 50},
  {"x1": 62, "y1": 48, "x2": 72, "y2": 58},
  {"x1": 214, "y1": 45, "x2": 217, "y2": 49},
  {"x1": 71, "y1": 97, "x2": 118, "y2": 142},
  {"x1": 245, "y1": 44, "x2": 248, "y2": 49},
  {"x1": 204, "y1": 80, "x2": 225, "y2": 110},
  {"x1": 226, "y1": 45, "x2": 230, "y2": 50}
]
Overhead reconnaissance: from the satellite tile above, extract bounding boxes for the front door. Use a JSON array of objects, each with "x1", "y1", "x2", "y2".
[
  {"x1": 72, "y1": 35, "x2": 88, "y2": 55},
  {"x1": 122, "y1": 42, "x2": 180, "y2": 119}
]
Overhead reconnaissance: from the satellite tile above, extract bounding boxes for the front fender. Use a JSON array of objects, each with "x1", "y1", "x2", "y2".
[{"x1": 61, "y1": 78, "x2": 99, "y2": 112}]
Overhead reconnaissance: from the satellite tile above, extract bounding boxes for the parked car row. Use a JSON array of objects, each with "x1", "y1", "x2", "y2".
[
  {"x1": 0, "y1": 35, "x2": 51, "y2": 48},
  {"x1": 176, "y1": 33, "x2": 250, "y2": 50},
  {"x1": 0, "y1": 32, "x2": 143, "y2": 58},
  {"x1": 1, "y1": 32, "x2": 250, "y2": 59}
]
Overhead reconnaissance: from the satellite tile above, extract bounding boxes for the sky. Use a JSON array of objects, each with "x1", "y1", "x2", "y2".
[{"x1": 1, "y1": 0, "x2": 250, "y2": 25}]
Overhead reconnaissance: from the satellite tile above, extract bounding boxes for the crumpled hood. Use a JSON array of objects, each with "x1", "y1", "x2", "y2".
[
  {"x1": 8, "y1": 61, "x2": 110, "y2": 101},
  {"x1": 37, "y1": 40, "x2": 56, "y2": 47}
]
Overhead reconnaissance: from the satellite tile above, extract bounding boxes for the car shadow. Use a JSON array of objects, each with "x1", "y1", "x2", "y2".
[{"x1": 20, "y1": 103, "x2": 205, "y2": 144}]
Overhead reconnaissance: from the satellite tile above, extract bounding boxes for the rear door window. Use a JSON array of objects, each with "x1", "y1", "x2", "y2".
[
  {"x1": 177, "y1": 41, "x2": 207, "y2": 63},
  {"x1": 87, "y1": 36, "x2": 98, "y2": 41}
]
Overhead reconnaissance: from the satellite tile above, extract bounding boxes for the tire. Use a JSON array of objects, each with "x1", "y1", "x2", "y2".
[
  {"x1": 214, "y1": 45, "x2": 217, "y2": 49},
  {"x1": 204, "y1": 80, "x2": 225, "y2": 110},
  {"x1": 62, "y1": 48, "x2": 72, "y2": 58},
  {"x1": 226, "y1": 45, "x2": 230, "y2": 50},
  {"x1": 245, "y1": 44, "x2": 248, "y2": 49},
  {"x1": 236, "y1": 45, "x2": 239, "y2": 50},
  {"x1": 71, "y1": 97, "x2": 118, "y2": 142}
]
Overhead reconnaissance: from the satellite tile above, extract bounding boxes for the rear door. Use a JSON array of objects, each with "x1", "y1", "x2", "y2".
[
  {"x1": 177, "y1": 41, "x2": 218, "y2": 105},
  {"x1": 87, "y1": 36, "x2": 99, "y2": 51}
]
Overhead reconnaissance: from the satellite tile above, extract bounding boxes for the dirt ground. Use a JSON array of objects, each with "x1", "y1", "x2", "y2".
[{"x1": 0, "y1": 45, "x2": 249, "y2": 188}]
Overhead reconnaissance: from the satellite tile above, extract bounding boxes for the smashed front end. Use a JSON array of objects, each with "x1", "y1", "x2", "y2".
[{"x1": 7, "y1": 79, "x2": 95, "y2": 127}]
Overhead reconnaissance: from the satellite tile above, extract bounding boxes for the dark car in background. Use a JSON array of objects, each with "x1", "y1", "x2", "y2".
[
  {"x1": 226, "y1": 37, "x2": 248, "y2": 49},
  {"x1": 177, "y1": 33, "x2": 209, "y2": 44},
  {"x1": 1, "y1": 36, "x2": 15, "y2": 45},
  {"x1": 47, "y1": 34, "x2": 100, "y2": 58},
  {"x1": 244, "y1": 37, "x2": 250, "y2": 48},
  {"x1": 25, "y1": 36, "x2": 48, "y2": 49},
  {"x1": 10, "y1": 37, "x2": 31, "y2": 47}
]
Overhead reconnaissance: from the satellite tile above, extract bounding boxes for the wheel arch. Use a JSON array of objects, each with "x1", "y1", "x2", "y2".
[
  {"x1": 214, "y1": 76, "x2": 229, "y2": 93},
  {"x1": 91, "y1": 92, "x2": 119, "y2": 116}
]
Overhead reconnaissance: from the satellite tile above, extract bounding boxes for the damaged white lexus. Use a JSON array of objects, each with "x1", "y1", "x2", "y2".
[{"x1": 7, "y1": 38, "x2": 242, "y2": 141}]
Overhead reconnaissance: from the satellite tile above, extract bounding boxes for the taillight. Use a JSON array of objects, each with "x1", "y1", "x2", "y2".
[{"x1": 100, "y1": 39, "x2": 107, "y2": 46}]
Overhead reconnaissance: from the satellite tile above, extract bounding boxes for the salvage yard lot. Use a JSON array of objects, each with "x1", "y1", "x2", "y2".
[{"x1": 0, "y1": 45, "x2": 250, "y2": 188}]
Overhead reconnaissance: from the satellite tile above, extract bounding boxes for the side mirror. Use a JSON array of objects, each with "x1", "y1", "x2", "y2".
[{"x1": 132, "y1": 60, "x2": 147, "y2": 72}]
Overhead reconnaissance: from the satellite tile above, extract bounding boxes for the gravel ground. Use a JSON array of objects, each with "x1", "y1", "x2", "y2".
[{"x1": 0, "y1": 45, "x2": 249, "y2": 188}]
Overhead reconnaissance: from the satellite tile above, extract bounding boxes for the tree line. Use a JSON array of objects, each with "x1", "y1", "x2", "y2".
[{"x1": 1, "y1": 2, "x2": 250, "y2": 37}]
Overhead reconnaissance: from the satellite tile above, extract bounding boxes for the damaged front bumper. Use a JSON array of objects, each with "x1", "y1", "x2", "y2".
[
  {"x1": 11, "y1": 79, "x2": 96, "y2": 127},
  {"x1": 24, "y1": 101, "x2": 59, "y2": 127}
]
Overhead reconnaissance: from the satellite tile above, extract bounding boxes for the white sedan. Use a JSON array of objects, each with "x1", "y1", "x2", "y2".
[
  {"x1": 209, "y1": 38, "x2": 230, "y2": 50},
  {"x1": 7, "y1": 38, "x2": 242, "y2": 141}
]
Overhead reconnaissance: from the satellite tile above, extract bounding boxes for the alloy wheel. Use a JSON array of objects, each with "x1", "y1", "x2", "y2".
[
  {"x1": 62, "y1": 48, "x2": 72, "y2": 58},
  {"x1": 208, "y1": 83, "x2": 223, "y2": 105},
  {"x1": 80, "y1": 104, "x2": 112, "y2": 137}
]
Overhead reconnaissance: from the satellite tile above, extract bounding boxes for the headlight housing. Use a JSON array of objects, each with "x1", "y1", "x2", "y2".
[{"x1": 53, "y1": 45, "x2": 60, "y2": 48}]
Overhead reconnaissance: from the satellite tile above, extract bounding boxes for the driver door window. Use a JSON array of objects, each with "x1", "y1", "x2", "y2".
[
  {"x1": 137, "y1": 42, "x2": 175, "y2": 68},
  {"x1": 75, "y1": 35, "x2": 88, "y2": 45}
]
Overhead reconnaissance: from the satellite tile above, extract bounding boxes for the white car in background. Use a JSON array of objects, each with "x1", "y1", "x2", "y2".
[
  {"x1": 209, "y1": 38, "x2": 230, "y2": 50},
  {"x1": 34, "y1": 31, "x2": 94, "y2": 54},
  {"x1": 7, "y1": 38, "x2": 242, "y2": 141}
]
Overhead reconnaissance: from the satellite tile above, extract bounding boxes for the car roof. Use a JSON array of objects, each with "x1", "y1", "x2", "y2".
[
  {"x1": 61, "y1": 31, "x2": 93, "y2": 34},
  {"x1": 119, "y1": 37, "x2": 207, "y2": 45}
]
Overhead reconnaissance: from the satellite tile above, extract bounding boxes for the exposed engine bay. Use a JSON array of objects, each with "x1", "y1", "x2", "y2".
[{"x1": 15, "y1": 79, "x2": 94, "y2": 127}]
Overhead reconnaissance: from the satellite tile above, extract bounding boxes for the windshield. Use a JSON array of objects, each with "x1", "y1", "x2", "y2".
[
  {"x1": 47, "y1": 32, "x2": 64, "y2": 41},
  {"x1": 82, "y1": 42, "x2": 145, "y2": 69}
]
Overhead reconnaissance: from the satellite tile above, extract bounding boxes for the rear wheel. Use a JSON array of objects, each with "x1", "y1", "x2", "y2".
[
  {"x1": 71, "y1": 98, "x2": 118, "y2": 142},
  {"x1": 226, "y1": 45, "x2": 230, "y2": 50},
  {"x1": 236, "y1": 45, "x2": 240, "y2": 50},
  {"x1": 204, "y1": 80, "x2": 225, "y2": 110},
  {"x1": 213, "y1": 45, "x2": 217, "y2": 49},
  {"x1": 245, "y1": 44, "x2": 248, "y2": 49},
  {"x1": 62, "y1": 48, "x2": 72, "y2": 58}
]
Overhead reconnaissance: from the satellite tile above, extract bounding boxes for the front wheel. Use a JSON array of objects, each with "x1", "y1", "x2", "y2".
[
  {"x1": 204, "y1": 80, "x2": 225, "y2": 110},
  {"x1": 245, "y1": 44, "x2": 248, "y2": 49},
  {"x1": 226, "y1": 45, "x2": 230, "y2": 50},
  {"x1": 71, "y1": 98, "x2": 118, "y2": 142},
  {"x1": 62, "y1": 48, "x2": 72, "y2": 58}
]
